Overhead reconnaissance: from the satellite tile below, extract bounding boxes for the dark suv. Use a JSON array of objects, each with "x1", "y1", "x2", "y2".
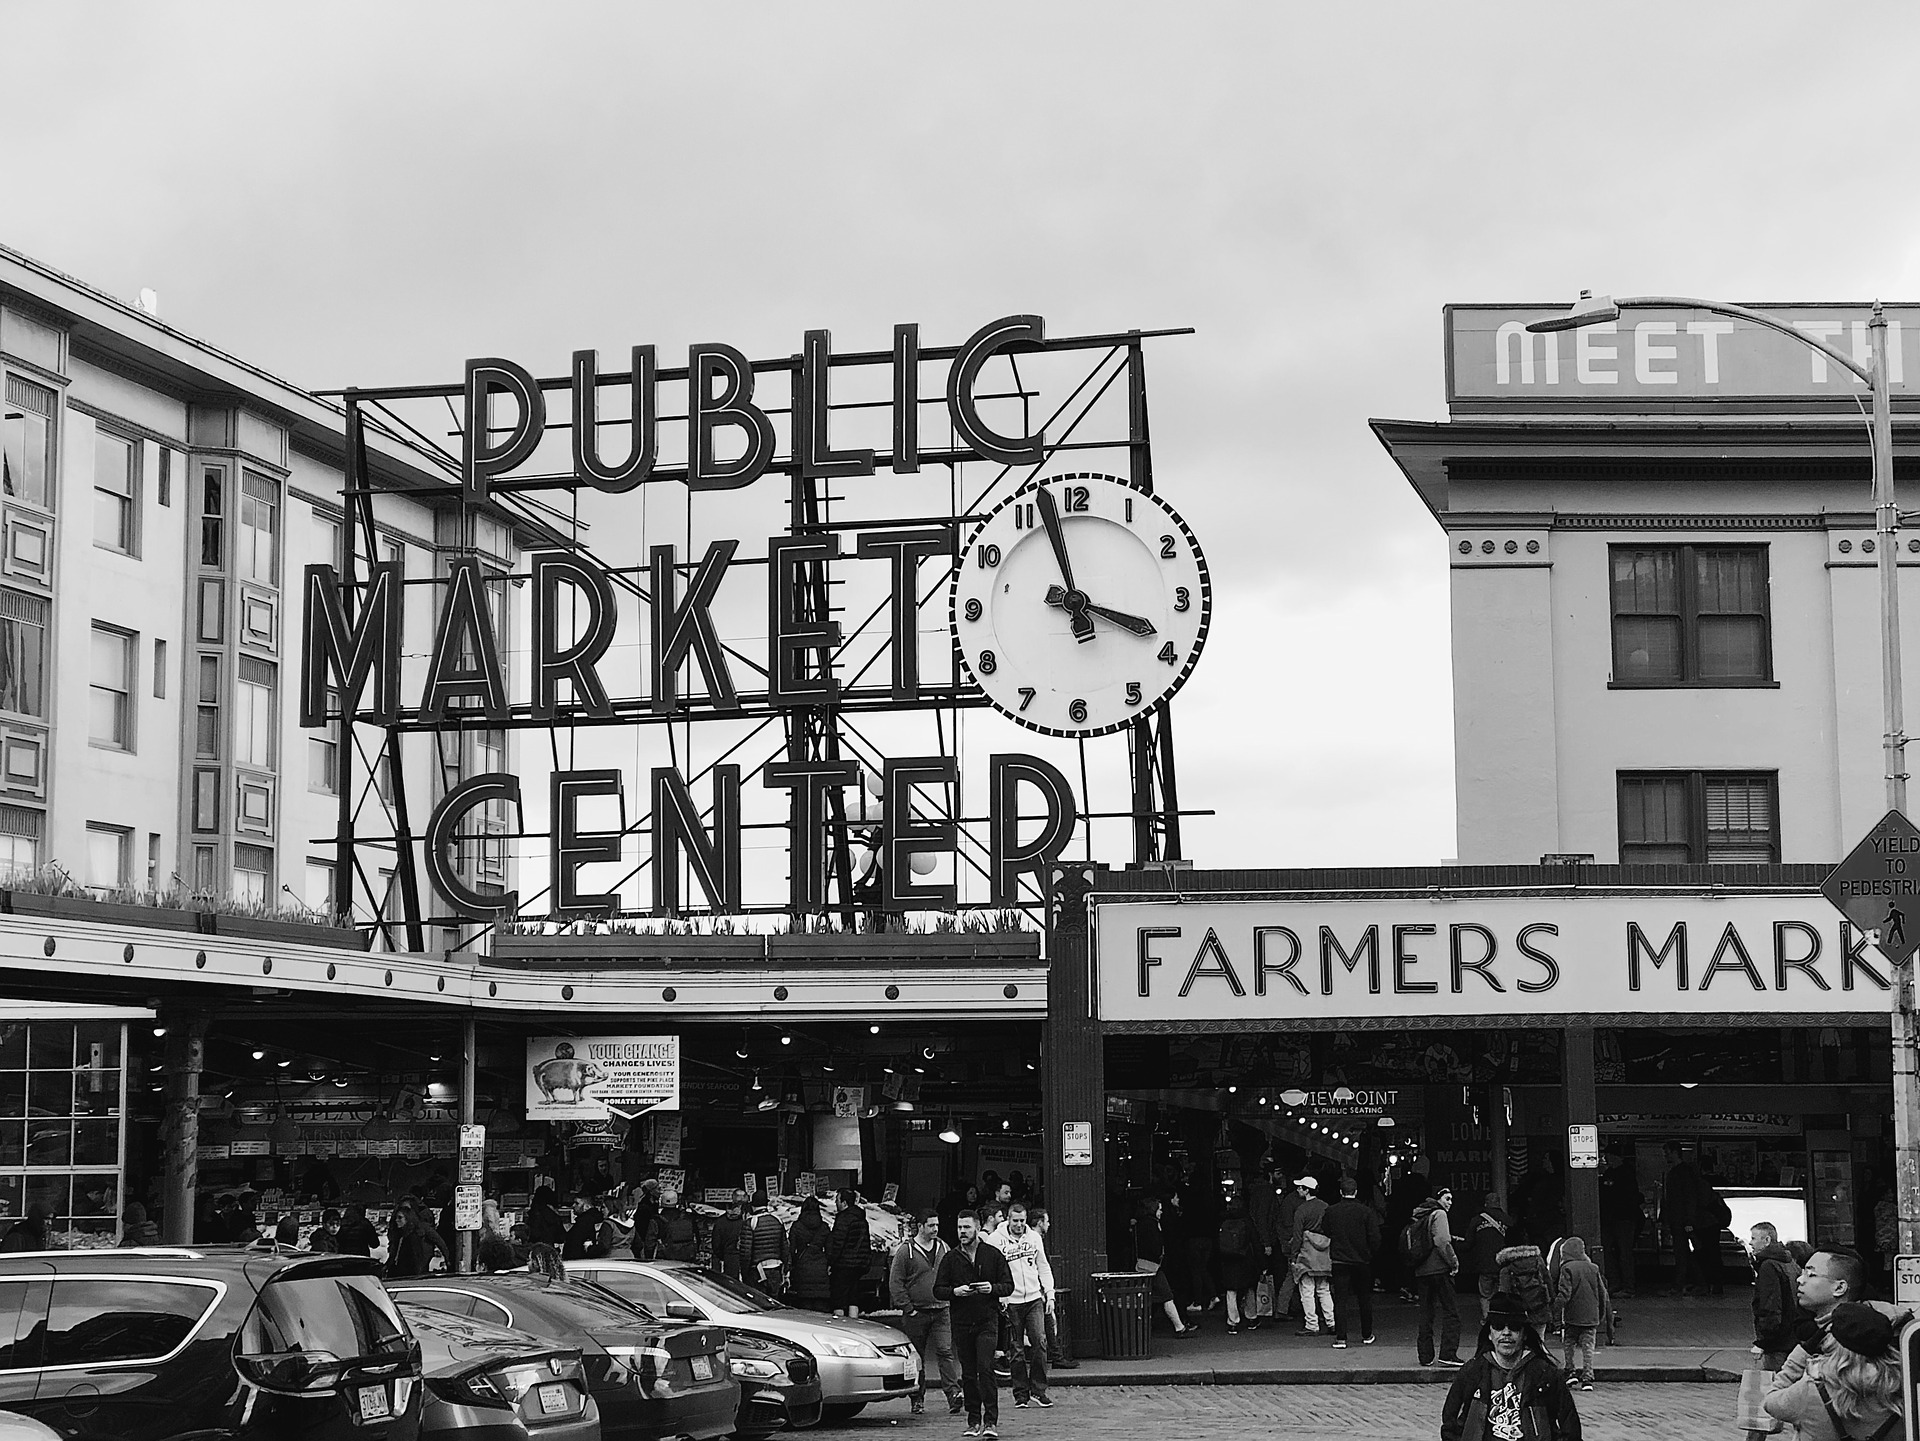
[{"x1": 0, "y1": 1245, "x2": 422, "y2": 1440}]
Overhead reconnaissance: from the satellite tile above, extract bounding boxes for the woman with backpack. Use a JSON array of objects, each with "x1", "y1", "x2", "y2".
[
  {"x1": 1763, "y1": 1301, "x2": 1905, "y2": 1440},
  {"x1": 1217, "y1": 1196, "x2": 1261, "y2": 1334}
]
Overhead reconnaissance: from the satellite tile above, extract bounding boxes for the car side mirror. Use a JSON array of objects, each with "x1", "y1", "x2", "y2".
[
  {"x1": 666, "y1": 1303, "x2": 703, "y2": 1322},
  {"x1": 234, "y1": 1349, "x2": 345, "y2": 1395}
]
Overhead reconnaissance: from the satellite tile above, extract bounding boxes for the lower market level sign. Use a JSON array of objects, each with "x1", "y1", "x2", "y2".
[{"x1": 1822, "y1": 808, "x2": 1920, "y2": 965}]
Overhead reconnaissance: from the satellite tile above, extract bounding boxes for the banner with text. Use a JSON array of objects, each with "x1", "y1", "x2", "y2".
[
  {"x1": 526, "y1": 1035, "x2": 680, "y2": 1121},
  {"x1": 1093, "y1": 895, "x2": 1894, "y2": 1024}
]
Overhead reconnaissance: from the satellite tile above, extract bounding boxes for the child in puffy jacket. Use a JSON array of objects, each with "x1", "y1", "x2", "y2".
[{"x1": 1497, "y1": 1244, "x2": 1553, "y2": 1335}]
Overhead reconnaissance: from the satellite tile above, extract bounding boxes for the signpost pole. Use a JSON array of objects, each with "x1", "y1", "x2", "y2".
[{"x1": 1868, "y1": 303, "x2": 1920, "y2": 1261}]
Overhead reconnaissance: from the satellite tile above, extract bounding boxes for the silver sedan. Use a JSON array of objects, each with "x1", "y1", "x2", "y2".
[{"x1": 568, "y1": 1259, "x2": 919, "y2": 1424}]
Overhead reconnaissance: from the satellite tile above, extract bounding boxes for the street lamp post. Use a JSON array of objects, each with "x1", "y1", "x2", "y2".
[{"x1": 1531, "y1": 294, "x2": 1920, "y2": 1255}]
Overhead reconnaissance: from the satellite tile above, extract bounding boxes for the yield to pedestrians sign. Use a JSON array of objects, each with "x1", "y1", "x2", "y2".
[{"x1": 1822, "y1": 809, "x2": 1920, "y2": 965}]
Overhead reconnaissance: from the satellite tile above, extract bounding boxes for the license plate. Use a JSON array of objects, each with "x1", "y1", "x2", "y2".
[
  {"x1": 357, "y1": 1385, "x2": 391, "y2": 1421},
  {"x1": 537, "y1": 1383, "x2": 571, "y2": 1416},
  {"x1": 691, "y1": 1354, "x2": 715, "y2": 1381},
  {"x1": 905, "y1": 1352, "x2": 920, "y2": 1380}
]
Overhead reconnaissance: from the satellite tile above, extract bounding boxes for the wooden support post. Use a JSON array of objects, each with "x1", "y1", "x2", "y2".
[{"x1": 1564, "y1": 1024, "x2": 1601, "y2": 1268}]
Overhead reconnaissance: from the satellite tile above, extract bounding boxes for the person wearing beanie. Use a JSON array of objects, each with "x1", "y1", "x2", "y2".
[
  {"x1": 1762, "y1": 1301, "x2": 1903, "y2": 1440},
  {"x1": 1441, "y1": 1289, "x2": 1583, "y2": 1441}
]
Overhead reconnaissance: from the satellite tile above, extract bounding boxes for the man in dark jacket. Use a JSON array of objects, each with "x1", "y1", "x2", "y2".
[
  {"x1": 334, "y1": 1203, "x2": 379, "y2": 1257},
  {"x1": 1323, "y1": 1176, "x2": 1382, "y2": 1347},
  {"x1": 1598, "y1": 1154, "x2": 1641, "y2": 1296},
  {"x1": 709, "y1": 1191, "x2": 746, "y2": 1278},
  {"x1": 934, "y1": 1211, "x2": 1014, "y2": 1439},
  {"x1": 1466, "y1": 1205, "x2": 1510, "y2": 1319},
  {"x1": 1659, "y1": 1143, "x2": 1705, "y2": 1295},
  {"x1": 1412, "y1": 1186, "x2": 1463, "y2": 1368},
  {"x1": 829, "y1": 1189, "x2": 871, "y2": 1318},
  {"x1": 642, "y1": 1187, "x2": 699, "y2": 1261},
  {"x1": 891, "y1": 1209, "x2": 962, "y2": 1416},
  {"x1": 1440, "y1": 1289, "x2": 1582, "y2": 1441},
  {"x1": 1748, "y1": 1222, "x2": 1803, "y2": 1367}
]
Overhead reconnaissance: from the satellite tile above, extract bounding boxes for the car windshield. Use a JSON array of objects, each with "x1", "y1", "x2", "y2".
[
  {"x1": 243, "y1": 1272, "x2": 411, "y2": 1360},
  {"x1": 663, "y1": 1268, "x2": 781, "y2": 1313}
]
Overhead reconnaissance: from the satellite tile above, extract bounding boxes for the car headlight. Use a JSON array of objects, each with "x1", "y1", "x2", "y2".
[
  {"x1": 818, "y1": 1337, "x2": 881, "y2": 1359},
  {"x1": 731, "y1": 1356, "x2": 785, "y2": 1380}
]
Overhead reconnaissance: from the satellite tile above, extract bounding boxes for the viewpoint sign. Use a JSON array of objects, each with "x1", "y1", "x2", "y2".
[
  {"x1": 1822, "y1": 809, "x2": 1920, "y2": 966},
  {"x1": 1447, "y1": 302, "x2": 1920, "y2": 410},
  {"x1": 1092, "y1": 895, "x2": 1896, "y2": 1024}
]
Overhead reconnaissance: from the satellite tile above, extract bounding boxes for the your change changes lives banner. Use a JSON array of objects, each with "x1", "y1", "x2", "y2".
[
  {"x1": 526, "y1": 1035, "x2": 680, "y2": 1120},
  {"x1": 1092, "y1": 895, "x2": 1895, "y2": 1024}
]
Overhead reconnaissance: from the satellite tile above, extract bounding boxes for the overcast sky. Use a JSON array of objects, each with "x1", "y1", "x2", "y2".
[{"x1": 9, "y1": 3, "x2": 1920, "y2": 875}]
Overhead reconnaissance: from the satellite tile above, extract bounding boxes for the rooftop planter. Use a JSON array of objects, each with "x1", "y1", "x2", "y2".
[
  {"x1": 488, "y1": 933, "x2": 766, "y2": 968},
  {"x1": 0, "y1": 870, "x2": 364, "y2": 949},
  {"x1": 766, "y1": 930, "x2": 1041, "y2": 964}
]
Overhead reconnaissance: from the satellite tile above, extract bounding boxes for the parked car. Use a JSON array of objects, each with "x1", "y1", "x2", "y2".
[
  {"x1": 388, "y1": 1273, "x2": 734, "y2": 1441},
  {"x1": 565, "y1": 1259, "x2": 915, "y2": 1425},
  {"x1": 0, "y1": 1244, "x2": 422, "y2": 1440},
  {"x1": 400, "y1": 1301, "x2": 600, "y2": 1441}
]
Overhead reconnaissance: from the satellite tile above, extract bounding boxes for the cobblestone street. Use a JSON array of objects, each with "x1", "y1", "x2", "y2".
[{"x1": 815, "y1": 1382, "x2": 1735, "y2": 1439}]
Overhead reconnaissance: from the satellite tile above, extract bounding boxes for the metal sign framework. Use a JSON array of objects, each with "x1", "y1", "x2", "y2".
[{"x1": 318, "y1": 323, "x2": 1197, "y2": 949}]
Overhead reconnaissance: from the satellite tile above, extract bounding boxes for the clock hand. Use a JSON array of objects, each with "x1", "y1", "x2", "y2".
[
  {"x1": 1044, "y1": 587, "x2": 1157, "y2": 636},
  {"x1": 1035, "y1": 488, "x2": 1094, "y2": 643}
]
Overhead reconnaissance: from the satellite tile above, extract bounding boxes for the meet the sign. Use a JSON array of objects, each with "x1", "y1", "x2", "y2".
[
  {"x1": 1449, "y1": 303, "x2": 1920, "y2": 407},
  {"x1": 1093, "y1": 896, "x2": 1896, "y2": 1024}
]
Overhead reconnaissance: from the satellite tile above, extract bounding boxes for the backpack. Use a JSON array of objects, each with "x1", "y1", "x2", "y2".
[
  {"x1": 1706, "y1": 1190, "x2": 1733, "y2": 1232},
  {"x1": 1400, "y1": 1211, "x2": 1435, "y2": 1268},
  {"x1": 1218, "y1": 1216, "x2": 1252, "y2": 1257}
]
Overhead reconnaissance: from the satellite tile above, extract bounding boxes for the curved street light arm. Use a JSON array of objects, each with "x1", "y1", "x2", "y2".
[{"x1": 1612, "y1": 295, "x2": 1877, "y2": 389}]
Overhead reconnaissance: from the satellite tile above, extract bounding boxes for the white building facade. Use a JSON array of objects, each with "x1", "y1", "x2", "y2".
[{"x1": 0, "y1": 244, "x2": 528, "y2": 939}]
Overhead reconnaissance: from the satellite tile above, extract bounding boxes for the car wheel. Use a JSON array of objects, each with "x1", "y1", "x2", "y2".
[{"x1": 819, "y1": 1401, "x2": 867, "y2": 1423}]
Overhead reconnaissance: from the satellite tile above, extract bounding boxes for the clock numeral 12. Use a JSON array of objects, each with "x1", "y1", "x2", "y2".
[{"x1": 1063, "y1": 485, "x2": 1090, "y2": 513}]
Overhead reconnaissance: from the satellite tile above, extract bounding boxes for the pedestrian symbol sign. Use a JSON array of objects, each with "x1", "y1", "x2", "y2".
[{"x1": 1822, "y1": 809, "x2": 1920, "y2": 965}]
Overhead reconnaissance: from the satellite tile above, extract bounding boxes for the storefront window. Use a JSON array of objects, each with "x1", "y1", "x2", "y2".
[{"x1": 0, "y1": 1019, "x2": 124, "y2": 1245}]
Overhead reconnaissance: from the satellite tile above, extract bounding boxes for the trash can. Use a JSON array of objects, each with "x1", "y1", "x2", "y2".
[{"x1": 1090, "y1": 1271, "x2": 1152, "y2": 1360}]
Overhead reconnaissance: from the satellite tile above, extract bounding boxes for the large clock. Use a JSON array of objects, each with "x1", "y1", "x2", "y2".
[{"x1": 950, "y1": 472, "x2": 1211, "y2": 737}]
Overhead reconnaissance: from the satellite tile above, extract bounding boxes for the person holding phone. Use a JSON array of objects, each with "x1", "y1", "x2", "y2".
[{"x1": 935, "y1": 1210, "x2": 1015, "y2": 1439}]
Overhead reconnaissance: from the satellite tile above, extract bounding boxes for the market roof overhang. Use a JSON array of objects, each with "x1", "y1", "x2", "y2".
[
  {"x1": 0, "y1": 915, "x2": 1045, "y2": 1023},
  {"x1": 1370, "y1": 413, "x2": 1917, "y2": 523}
]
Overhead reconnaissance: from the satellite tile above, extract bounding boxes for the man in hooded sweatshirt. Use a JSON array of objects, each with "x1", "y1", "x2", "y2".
[
  {"x1": 1287, "y1": 1176, "x2": 1334, "y2": 1336},
  {"x1": 1413, "y1": 1185, "x2": 1464, "y2": 1368},
  {"x1": 1440, "y1": 1289, "x2": 1583, "y2": 1441},
  {"x1": 1467, "y1": 1205, "x2": 1510, "y2": 1320}
]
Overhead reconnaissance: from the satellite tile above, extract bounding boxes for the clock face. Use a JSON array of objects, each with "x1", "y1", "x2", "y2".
[{"x1": 950, "y1": 472, "x2": 1211, "y2": 737}]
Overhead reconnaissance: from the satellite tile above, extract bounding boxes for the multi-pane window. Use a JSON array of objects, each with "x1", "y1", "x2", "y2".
[
  {"x1": 309, "y1": 686, "x2": 339, "y2": 795},
  {"x1": 235, "y1": 657, "x2": 275, "y2": 768},
  {"x1": 200, "y1": 468, "x2": 224, "y2": 568},
  {"x1": 1611, "y1": 545, "x2": 1770, "y2": 685},
  {"x1": 88, "y1": 626, "x2": 133, "y2": 750},
  {"x1": 1619, "y1": 771, "x2": 1780, "y2": 864},
  {"x1": 233, "y1": 843, "x2": 272, "y2": 903},
  {"x1": 0, "y1": 590, "x2": 47, "y2": 718},
  {"x1": 0, "y1": 806, "x2": 41, "y2": 881},
  {"x1": 238, "y1": 472, "x2": 279, "y2": 583},
  {"x1": 92, "y1": 431, "x2": 135, "y2": 554},
  {"x1": 84, "y1": 824, "x2": 129, "y2": 892},
  {"x1": 1, "y1": 377, "x2": 54, "y2": 510}
]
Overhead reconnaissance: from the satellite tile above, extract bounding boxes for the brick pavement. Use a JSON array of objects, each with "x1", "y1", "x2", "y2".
[
  {"x1": 1050, "y1": 1289, "x2": 1759, "y2": 1383},
  {"x1": 813, "y1": 1382, "x2": 1736, "y2": 1438}
]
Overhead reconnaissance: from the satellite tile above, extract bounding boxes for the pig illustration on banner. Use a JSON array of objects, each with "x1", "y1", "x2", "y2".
[{"x1": 532, "y1": 1045, "x2": 608, "y2": 1103}]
